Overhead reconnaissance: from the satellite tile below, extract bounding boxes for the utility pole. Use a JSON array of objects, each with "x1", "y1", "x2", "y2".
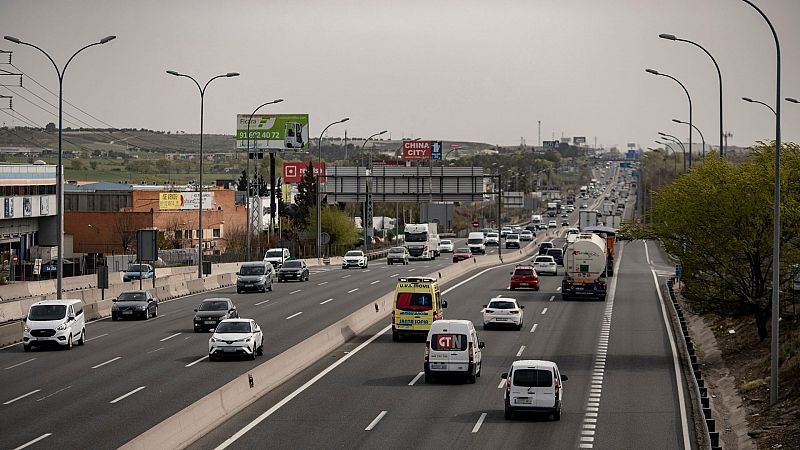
[{"x1": 538, "y1": 120, "x2": 541, "y2": 147}]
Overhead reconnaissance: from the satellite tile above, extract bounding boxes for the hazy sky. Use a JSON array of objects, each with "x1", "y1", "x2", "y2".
[{"x1": 1, "y1": 0, "x2": 798, "y2": 150}]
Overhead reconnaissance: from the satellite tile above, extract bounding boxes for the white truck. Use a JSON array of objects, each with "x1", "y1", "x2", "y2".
[
  {"x1": 403, "y1": 223, "x2": 439, "y2": 260},
  {"x1": 602, "y1": 201, "x2": 615, "y2": 216},
  {"x1": 531, "y1": 214, "x2": 543, "y2": 227},
  {"x1": 561, "y1": 233, "x2": 608, "y2": 301},
  {"x1": 467, "y1": 231, "x2": 486, "y2": 254},
  {"x1": 579, "y1": 210, "x2": 601, "y2": 231},
  {"x1": 546, "y1": 202, "x2": 558, "y2": 217}
]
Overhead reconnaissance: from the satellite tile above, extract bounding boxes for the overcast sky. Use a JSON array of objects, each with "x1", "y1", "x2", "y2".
[{"x1": 1, "y1": 0, "x2": 798, "y2": 150}]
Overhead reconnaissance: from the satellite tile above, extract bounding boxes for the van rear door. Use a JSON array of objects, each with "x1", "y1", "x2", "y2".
[
  {"x1": 510, "y1": 368, "x2": 556, "y2": 408},
  {"x1": 428, "y1": 332, "x2": 468, "y2": 372}
]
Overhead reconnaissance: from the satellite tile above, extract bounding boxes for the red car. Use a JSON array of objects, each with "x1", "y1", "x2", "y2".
[
  {"x1": 509, "y1": 265, "x2": 539, "y2": 290},
  {"x1": 452, "y1": 247, "x2": 473, "y2": 263}
]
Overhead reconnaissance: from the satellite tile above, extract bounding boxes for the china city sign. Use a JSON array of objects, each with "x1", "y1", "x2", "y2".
[
  {"x1": 402, "y1": 140, "x2": 443, "y2": 161},
  {"x1": 236, "y1": 114, "x2": 310, "y2": 150}
]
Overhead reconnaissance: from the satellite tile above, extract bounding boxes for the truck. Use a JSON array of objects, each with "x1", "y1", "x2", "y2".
[
  {"x1": 531, "y1": 214, "x2": 543, "y2": 227},
  {"x1": 546, "y1": 202, "x2": 558, "y2": 217},
  {"x1": 561, "y1": 233, "x2": 608, "y2": 301},
  {"x1": 602, "y1": 201, "x2": 615, "y2": 216},
  {"x1": 404, "y1": 223, "x2": 440, "y2": 260},
  {"x1": 467, "y1": 231, "x2": 486, "y2": 254},
  {"x1": 579, "y1": 210, "x2": 601, "y2": 231}
]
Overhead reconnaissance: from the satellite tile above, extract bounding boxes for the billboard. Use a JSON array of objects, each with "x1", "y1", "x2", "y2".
[
  {"x1": 402, "y1": 141, "x2": 431, "y2": 161},
  {"x1": 283, "y1": 161, "x2": 326, "y2": 184},
  {"x1": 543, "y1": 140, "x2": 558, "y2": 149},
  {"x1": 159, "y1": 192, "x2": 215, "y2": 210},
  {"x1": 236, "y1": 114, "x2": 310, "y2": 150},
  {"x1": 430, "y1": 141, "x2": 443, "y2": 160},
  {"x1": 574, "y1": 136, "x2": 587, "y2": 144}
]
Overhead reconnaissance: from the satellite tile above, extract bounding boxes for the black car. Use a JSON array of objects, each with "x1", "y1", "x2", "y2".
[
  {"x1": 538, "y1": 241, "x2": 554, "y2": 255},
  {"x1": 546, "y1": 248, "x2": 564, "y2": 266},
  {"x1": 277, "y1": 259, "x2": 309, "y2": 282},
  {"x1": 194, "y1": 298, "x2": 238, "y2": 332},
  {"x1": 112, "y1": 290, "x2": 158, "y2": 320}
]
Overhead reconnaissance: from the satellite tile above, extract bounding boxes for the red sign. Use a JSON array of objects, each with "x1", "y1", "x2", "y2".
[
  {"x1": 402, "y1": 141, "x2": 431, "y2": 161},
  {"x1": 472, "y1": 220, "x2": 480, "y2": 228},
  {"x1": 283, "y1": 161, "x2": 326, "y2": 184},
  {"x1": 436, "y1": 334, "x2": 461, "y2": 350},
  {"x1": 450, "y1": 143, "x2": 460, "y2": 149}
]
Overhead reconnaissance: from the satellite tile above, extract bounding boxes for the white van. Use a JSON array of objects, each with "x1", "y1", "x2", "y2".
[
  {"x1": 22, "y1": 299, "x2": 86, "y2": 351},
  {"x1": 501, "y1": 359, "x2": 568, "y2": 420},
  {"x1": 467, "y1": 231, "x2": 486, "y2": 254},
  {"x1": 424, "y1": 319, "x2": 484, "y2": 383}
]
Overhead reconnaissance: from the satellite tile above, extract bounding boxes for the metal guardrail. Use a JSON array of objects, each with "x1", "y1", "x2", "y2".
[{"x1": 667, "y1": 277, "x2": 719, "y2": 450}]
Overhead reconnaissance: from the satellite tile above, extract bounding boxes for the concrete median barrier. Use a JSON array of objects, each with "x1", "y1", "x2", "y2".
[{"x1": 0, "y1": 321, "x2": 22, "y2": 347}]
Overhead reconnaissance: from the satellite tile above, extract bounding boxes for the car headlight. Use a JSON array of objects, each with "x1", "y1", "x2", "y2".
[
  {"x1": 210, "y1": 337, "x2": 220, "y2": 343},
  {"x1": 23, "y1": 324, "x2": 30, "y2": 332},
  {"x1": 137, "y1": 305, "x2": 147, "y2": 310},
  {"x1": 56, "y1": 323, "x2": 68, "y2": 331},
  {"x1": 112, "y1": 304, "x2": 119, "y2": 310}
]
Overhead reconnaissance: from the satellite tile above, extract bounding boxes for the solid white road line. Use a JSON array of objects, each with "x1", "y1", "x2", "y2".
[
  {"x1": 530, "y1": 323, "x2": 538, "y2": 333},
  {"x1": 91, "y1": 356, "x2": 121, "y2": 369},
  {"x1": 342, "y1": 275, "x2": 352, "y2": 279},
  {"x1": 389, "y1": 273, "x2": 399, "y2": 277},
  {"x1": 319, "y1": 298, "x2": 333, "y2": 305},
  {"x1": 347, "y1": 288, "x2": 359, "y2": 294},
  {"x1": 408, "y1": 372, "x2": 424, "y2": 386},
  {"x1": 109, "y1": 386, "x2": 146, "y2": 404},
  {"x1": 4, "y1": 358, "x2": 35, "y2": 370},
  {"x1": 285, "y1": 312, "x2": 303, "y2": 320},
  {"x1": 289, "y1": 289, "x2": 302, "y2": 295},
  {"x1": 541, "y1": 307, "x2": 548, "y2": 315},
  {"x1": 556, "y1": 286, "x2": 561, "y2": 291},
  {"x1": 35, "y1": 385, "x2": 72, "y2": 402},
  {"x1": 471, "y1": 412, "x2": 487, "y2": 433},
  {"x1": 3, "y1": 389, "x2": 41, "y2": 405},
  {"x1": 370, "y1": 280, "x2": 380, "y2": 285},
  {"x1": 364, "y1": 411, "x2": 388, "y2": 431},
  {"x1": 84, "y1": 333, "x2": 109, "y2": 342},
  {"x1": 645, "y1": 240, "x2": 651, "y2": 265},
  {"x1": 516, "y1": 345, "x2": 526, "y2": 357},
  {"x1": 12, "y1": 433, "x2": 52, "y2": 450},
  {"x1": 186, "y1": 355, "x2": 208, "y2": 367},
  {"x1": 160, "y1": 332, "x2": 181, "y2": 342},
  {"x1": 254, "y1": 299, "x2": 271, "y2": 306},
  {"x1": 408, "y1": 268, "x2": 416, "y2": 272},
  {"x1": 318, "y1": 281, "x2": 328, "y2": 286},
  {"x1": 651, "y1": 267, "x2": 692, "y2": 450}
]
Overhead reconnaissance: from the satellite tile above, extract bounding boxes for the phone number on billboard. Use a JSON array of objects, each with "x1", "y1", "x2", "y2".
[{"x1": 237, "y1": 131, "x2": 280, "y2": 139}]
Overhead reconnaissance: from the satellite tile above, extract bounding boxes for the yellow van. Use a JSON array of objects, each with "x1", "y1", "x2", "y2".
[{"x1": 392, "y1": 277, "x2": 446, "y2": 341}]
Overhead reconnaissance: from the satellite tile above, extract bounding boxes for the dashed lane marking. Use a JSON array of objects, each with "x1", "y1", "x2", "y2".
[
  {"x1": 285, "y1": 312, "x2": 303, "y2": 320},
  {"x1": 3, "y1": 389, "x2": 41, "y2": 405},
  {"x1": 408, "y1": 372, "x2": 424, "y2": 386},
  {"x1": 365, "y1": 410, "x2": 387, "y2": 431},
  {"x1": 160, "y1": 333, "x2": 181, "y2": 342},
  {"x1": 91, "y1": 356, "x2": 122, "y2": 369},
  {"x1": 109, "y1": 386, "x2": 146, "y2": 404},
  {"x1": 12, "y1": 433, "x2": 52, "y2": 450},
  {"x1": 186, "y1": 355, "x2": 208, "y2": 367},
  {"x1": 320, "y1": 298, "x2": 333, "y2": 305},
  {"x1": 471, "y1": 413, "x2": 488, "y2": 433},
  {"x1": 4, "y1": 358, "x2": 35, "y2": 370}
]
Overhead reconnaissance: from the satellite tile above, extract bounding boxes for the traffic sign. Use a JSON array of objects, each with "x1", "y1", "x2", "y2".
[
  {"x1": 430, "y1": 141, "x2": 443, "y2": 160},
  {"x1": 472, "y1": 220, "x2": 480, "y2": 228}
]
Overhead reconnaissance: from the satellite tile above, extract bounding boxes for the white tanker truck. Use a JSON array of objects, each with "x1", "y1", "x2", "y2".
[{"x1": 561, "y1": 233, "x2": 608, "y2": 301}]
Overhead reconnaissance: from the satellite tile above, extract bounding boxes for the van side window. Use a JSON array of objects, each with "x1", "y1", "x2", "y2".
[{"x1": 74, "y1": 302, "x2": 83, "y2": 316}]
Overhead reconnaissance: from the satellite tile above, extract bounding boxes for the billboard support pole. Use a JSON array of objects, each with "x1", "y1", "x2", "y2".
[{"x1": 270, "y1": 151, "x2": 277, "y2": 240}]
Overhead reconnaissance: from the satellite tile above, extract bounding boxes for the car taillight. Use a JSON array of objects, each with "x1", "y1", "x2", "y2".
[
  {"x1": 509, "y1": 310, "x2": 519, "y2": 314},
  {"x1": 485, "y1": 309, "x2": 494, "y2": 314},
  {"x1": 424, "y1": 342, "x2": 430, "y2": 362},
  {"x1": 468, "y1": 342, "x2": 474, "y2": 363}
]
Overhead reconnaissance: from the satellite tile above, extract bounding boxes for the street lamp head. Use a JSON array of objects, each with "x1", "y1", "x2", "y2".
[
  {"x1": 672, "y1": 119, "x2": 683, "y2": 124},
  {"x1": 99, "y1": 36, "x2": 116, "y2": 44},
  {"x1": 225, "y1": 72, "x2": 240, "y2": 77},
  {"x1": 658, "y1": 33, "x2": 677, "y2": 41},
  {"x1": 378, "y1": 130, "x2": 388, "y2": 135},
  {"x1": 658, "y1": 131, "x2": 668, "y2": 136},
  {"x1": 166, "y1": 70, "x2": 181, "y2": 76},
  {"x1": 273, "y1": 98, "x2": 285, "y2": 104},
  {"x1": 645, "y1": 68, "x2": 660, "y2": 75},
  {"x1": 742, "y1": 97, "x2": 754, "y2": 103},
  {"x1": 787, "y1": 97, "x2": 799, "y2": 104},
  {"x1": 339, "y1": 117, "x2": 350, "y2": 123},
  {"x1": 4, "y1": 35, "x2": 21, "y2": 44}
]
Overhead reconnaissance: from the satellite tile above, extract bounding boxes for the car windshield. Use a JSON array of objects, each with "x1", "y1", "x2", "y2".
[
  {"x1": 396, "y1": 292, "x2": 433, "y2": 311},
  {"x1": 456, "y1": 248, "x2": 471, "y2": 253},
  {"x1": 440, "y1": 240, "x2": 452, "y2": 245},
  {"x1": 282, "y1": 261, "x2": 302, "y2": 269},
  {"x1": 199, "y1": 300, "x2": 229, "y2": 311},
  {"x1": 127, "y1": 264, "x2": 149, "y2": 272},
  {"x1": 487, "y1": 233, "x2": 498, "y2": 238},
  {"x1": 345, "y1": 251, "x2": 363, "y2": 257},
  {"x1": 430, "y1": 333, "x2": 468, "y2": 351},
  {"x1": 405, "y1": 233, "x2": 428, "y2": 242},
  {"x1": 513, "y1": 368, "x2": 554, "y2": 388},
  {"x1": 389, "y1": 247, "x2": 405, "y2": 254},
  {"x1": 117, "y1": 292, "x2": 147, "y2": 301},
  {"x1": 265, "y1": 250, "x2": 284, "y2": 258},
  {"x1": 467, "y1": 238, "x2": 483, "y2": 244},
  {"x1": 28, "y1": 304, "x2": 67, "y2": 321},
  {"x1": 488, "y1": 301, "x2": 516, "y2": 309},
  {"x1": 216, "y1": 321, "x2": 252, "y2": 333},
  {"x1": 240, "y1": 265, "x2": 265, "y2": 275},
  {"x1": 514, "y1": 269, "x2": 534, "y2": 276}
]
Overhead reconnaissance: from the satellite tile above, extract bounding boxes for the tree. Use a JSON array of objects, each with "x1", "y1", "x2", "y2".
[
  {"x1": 292, "y1": 161, "x2": 317, "y2": 229},
  {"x1": 45, "y1": 122, "x2": 56, "y2": 132},
  {"x1": 308, "y1": 206, "x2": 359, "y2": 250},
  {"x1": 70, "y1": 159, "x2": 85, "y2": 170},
  {"x1": 113, "y1": 214, "x2": 138, "y2": 254},
  {"x1": 651, "y1": 144, "x2": 800, "y2": 340},
  {"x1": 89, "y1": 161, "x2": 98, "y2": 170}
]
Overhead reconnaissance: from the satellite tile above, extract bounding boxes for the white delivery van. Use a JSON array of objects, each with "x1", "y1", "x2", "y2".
[
  {"x1": 467, "y1": 231, "x2": 486, "y2": 254},
  {"x1": 424, "y1": 319, "x2": 484, "y2": 384},
  {"x1": 501, "y1": 359, "x2": 568, "y2": 420},
  {"x1": 23, "y1": 299, "x2": 86, "y2": 351}
]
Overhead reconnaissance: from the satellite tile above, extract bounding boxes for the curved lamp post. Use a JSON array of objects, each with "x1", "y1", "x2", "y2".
[
  {"x1": 316, "y1": 118, "x2": 350, "y2": 260},
  {"x1": 653, "y1": 142, "x2": 678, "y2": 173},
  {"x1": 166, "y1": 70, "x2": 240, "y2": 279},
  {"x1": 742, "y1": 96, "x2": 776, "y2": 116},
  {"x1": 244, "y1": 98, "x2": 284, "y2": 261},
  {"x1": 659, "y1": 33, "x2": 724, "y2": 158},
  {"x1": 673, "y1": 118, "x2": 705, "y2": 159},
  {"x1": 4, "y1": 34, "x2": 116, "y2": 299},
  {"x1": 658, "y1": 132, "x2": 686, "y2": 172},
  {"x1": 646, "y1": 68, "x2": 693, "y2": 168}
]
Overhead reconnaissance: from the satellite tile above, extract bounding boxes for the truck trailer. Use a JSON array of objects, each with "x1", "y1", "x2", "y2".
[{"x1": 561, "y1": 233, "x2": 608, "y2": 301}]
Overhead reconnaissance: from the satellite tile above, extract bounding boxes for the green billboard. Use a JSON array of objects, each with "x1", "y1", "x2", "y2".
[{"x1": 236, "y1": 114, "x2": 309, "y2": 150}]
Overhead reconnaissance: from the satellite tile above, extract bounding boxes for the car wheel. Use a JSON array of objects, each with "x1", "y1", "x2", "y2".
[
  {"x1": 23, "y1": 343, "x2": 31, "y2": 352},
  {"x1": 510, "y1": 286, "x2": 515, "y2": 290},
  {"x1": 553, "y1": 404, "x2": 562, "y2": 421},
  {"x1": 425, "y1": 372, "x2": 434, "y2": 384},
  {"x1": 388, "y1": 261, "x2": 392, "y2": 265},
  {"x1": 78, "y1": 328, "x2": 86, "y2": 345},
  {"x1": 517, "y1": 323, "x2": 523, "y2": 331},
  {"x1": 268, "y1": 284, "x2": 273, "y2": 292},
  {"x1": 257, "y1": 344, "x2": 264, "y2": 356},
  {"x1": 237, "y1": 289, "x2": 242, "y2": 294},
  {"x1": 483, "y1": 323, "x2": 489, "y2": 330},
  {"x1": 65, "y1": 335, "x2": 73, "y2": 350},
  {"x1": 112, "y1": 314, "x2": 118, "y2": 321},
  {"x1": 194, "y1": 327, "x2": 200, "y2": 333},
  {"x1": 467, "y1": 371, "x2": 476, "y2": 384},
  {"x1": 209, "y1": 353, "x2": 216, "y2": 362}
]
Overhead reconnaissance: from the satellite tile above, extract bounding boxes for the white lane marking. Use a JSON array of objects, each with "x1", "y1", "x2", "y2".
[
  {"x1": 516, "y1": 345, "x2": 525, "y2": 357},
  {"x1": 644, "y1": 240, "x2": 651, "y2": 265},
  {"x1": 319, "y1": 298, "x2": 333, "y2": 305},
  {"x1": 318, "y1": 281, "x2": 329, "y2": 286},
  {"x1": 216, "y1": 261, "x2": 522, "y2": 449},
  {"x1": 342, "y1": 274, "x2": 352, "y2": 279},
  {"x1": 471, "y1": 412, "x2": 488, "y2": 433},
  {"x1": 85, "y1": 333, "x2": 109, "y2": 342},
  {"x1": 5, "y1": 358, "x2": 35, "y2": 370},
  {"x1": 651, "y1": 267, "x2": 692, "y2": 450},
  {"x1": 12, "y1": 433, "x2": 52, "y2": 450},
  {"x1": 186, "y1": 355, "x2": 209, "y2": 367},
  {"x1": 347, "y1": 288, "x2": 359, "y2": 294},
  {"x1": 254, "y1": 299, "x2": 271, "y2": 306},
  {"x1": 91, "y1": 356, "x2": 122, "y2": 369},
  {"x1": 530, "y1": 323, "x2": 538, "y2": 333},
  {"x1": 497, "y1": 379, "x2": 506, "y2": 389},
  {"x1": 364, "y1": 410, "x2": 388, "y2": 431},
  {"x1": 408, "y1": 268, "x2": 416, "y2": 272},
  {"x1": 160, "y1": 332, "x2": 181, "y2": 342},
  {"x1": 556, "y1": 286, "x2": 561, "y2": 291},
  {"x1": 541, "y1": 307, "x2": 548, "y2": 315},
  {"x1": 370, "y1": 280, "x2": 381, "y2": 285},
  {"x1": 285, "y1": 312, "x2": 303, "y2": 320},
  {"x1": 408, "y1": 372, "x2": 424, "y2": 386},
  {"x1": 109, "y1": 386, "x2": 146, "y2": 404},
  {"x1": 549, "y1": 295, "x2": 555, "y2": 302},
  {"x1": 35, "y1": 385, "x2": 72, "y2": 402},
  {"x1": 3, "y1": 389, "x2": 41, "y2": 405},
  {"x1": 389, "y1": 273, "x2": 399, "y2": 277},
  {"x1": 289, "y1": 290, "x2": 302, "y2": 295},
  {"x1": 147, "y1": 347, "x2": 165, "y2": 354}
]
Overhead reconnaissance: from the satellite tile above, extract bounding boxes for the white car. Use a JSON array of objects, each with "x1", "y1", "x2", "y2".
[
  {"x1": 482, "y1": 297, "x2": 524, "y2": 330},
  {"x1": 485, "y1": 232, "x2": 500, "y2": 246},
  {"x1": 547, "y1": 220, "x2": 558, "y2": 228},
  {"x1": 502, "y1": 360, "x2": 568, "y2": 420},
  {"x1": 342, "y1": 250, "x2": 368, "y2": 269},
  {"x1": 500, "y1": 227, "x2": 512, "y2": 238},
  {"x1": 208, "y1": 318, "x2": 263, "y2": 361},
  {"x1": 439, "y1": 239, "x2": 454, "y2": 253},
  {"x1": 533, "y1": 255, "x2": 558, "y2": 275},
  {"x1": 505, "y1": 234, "x2": 521, "y2": 249},
  {"x1": 23, "y1": 299, "x2": 86, "y2": 351},
  {"x1": 519, "y1": 230, "x2": 534, "y2": 241}
]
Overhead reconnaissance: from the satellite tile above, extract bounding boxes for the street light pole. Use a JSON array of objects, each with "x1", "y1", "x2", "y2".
[
  {"x1": 646, "y1": 69, "x2": 693, "y2": 168},
  {"x1": 4, "y1": 35, "x2": 116, "y2": 299},
  {"x1": 244, "y1": 99, "x2": 284, "y2": 261},
  {"x1": 673, "y1": 119, "x2": 705, "y2": 159},
  {"x1": 658, "y1": 133, "x2": 686, "y2": 172},
  {"x1": 316, "y1": 118, "x2": 349, "y2": 260},
  {"x1": 655, "y1": 140, "x2": 679, "y2": 173},
  {"x1": 659, "y1": 34, "x2": 724, "y2": 158},
  {"x1": 361, "y1": 130, "x2": 388, "y2": 252},
  {"x1": 166, "y1": 70, "x2": 240, "y2": 279}
]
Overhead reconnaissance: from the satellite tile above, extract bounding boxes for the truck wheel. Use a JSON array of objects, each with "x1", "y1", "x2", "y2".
[{"x1": 392, "y1": 330, "x2": 399, "y2": 342}]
